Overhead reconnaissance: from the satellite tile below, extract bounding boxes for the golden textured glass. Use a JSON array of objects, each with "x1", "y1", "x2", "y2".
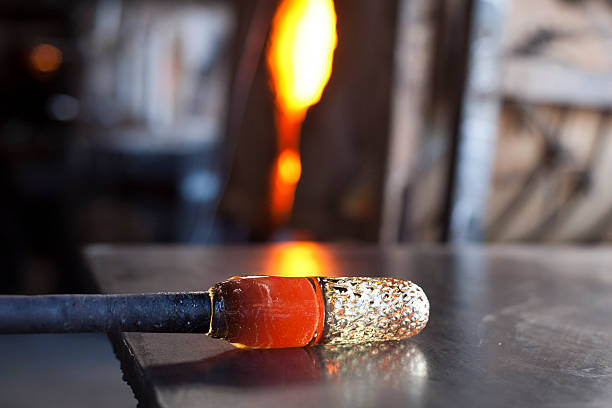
[{"x1": 319, "y1": 277, "x2": 429, "y2": 344}]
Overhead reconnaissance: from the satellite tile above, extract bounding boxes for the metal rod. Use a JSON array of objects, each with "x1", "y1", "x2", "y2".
[{"x1": 0, "y1": 293, "x2": 211, "y2": 334}]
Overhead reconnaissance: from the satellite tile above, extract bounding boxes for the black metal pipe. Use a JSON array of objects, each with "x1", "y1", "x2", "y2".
[{"x1": 0, "y1": 293, "x2": 211, "y2": 334}]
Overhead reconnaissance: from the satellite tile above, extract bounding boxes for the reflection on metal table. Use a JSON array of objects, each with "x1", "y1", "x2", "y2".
[{"x1": 85, "y1": 244, "x2": 612, "y2": 408}]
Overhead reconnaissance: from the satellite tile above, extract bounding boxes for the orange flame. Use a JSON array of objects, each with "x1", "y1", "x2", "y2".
[
  {"x1": 267, "y1": 0, "x2": 337, "y2": 226},
  {"x1": 277, "y1": 149, "x2": 302, "y2": 185}
]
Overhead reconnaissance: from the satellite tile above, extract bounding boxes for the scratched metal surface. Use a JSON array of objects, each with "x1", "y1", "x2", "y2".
[{"x1": 86, "y1": 245, "x2": 612, "y2": 408}]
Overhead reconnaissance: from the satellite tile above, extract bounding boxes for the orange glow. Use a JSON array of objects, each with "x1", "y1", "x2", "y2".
[
  {"x1": 209, "y1": 276, "x2": 325, "y2": 348},
  {"x1": 267, "y1": 0, "x2": 337, "y2": 226},
  {"x1": 267, "y1": 0, "x2": 337, "y2": 116},
  {"x1": 269, "y1": 242, "x2": 338, "y2": 277},
  {"x1": 30, "y1": 44, "x2": 62, "y2": 73},
  {"x1": 326, "y1": 361, "x2": 340, "y2": 376},
  {"x1": 277, "y1": 149, "x2": 302, "y2": 184}
]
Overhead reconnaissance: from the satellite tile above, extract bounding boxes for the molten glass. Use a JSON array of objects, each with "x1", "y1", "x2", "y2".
[
  {"x1": 208, "y1": 276, "x2": 325, "y2": 349},
  {"x1": 207, "y1": 276, "x2": 429, "y2": 349}
]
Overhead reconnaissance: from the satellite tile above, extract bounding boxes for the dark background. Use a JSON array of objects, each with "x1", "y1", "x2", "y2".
[{"x1": 4, "y1": 0, "x2": 612, "y2": 295}]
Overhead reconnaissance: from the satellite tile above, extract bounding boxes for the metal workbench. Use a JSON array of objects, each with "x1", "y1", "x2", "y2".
[{"x1": 86, "y1": 244, "x2": 612, "y2": 407}]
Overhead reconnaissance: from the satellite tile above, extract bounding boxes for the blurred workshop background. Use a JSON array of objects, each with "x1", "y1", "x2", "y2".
[{"x1": 1, "y1": 0, "x2": 612, "y2": 405}]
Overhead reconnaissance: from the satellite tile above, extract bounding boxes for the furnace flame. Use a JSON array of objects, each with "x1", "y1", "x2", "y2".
[{"x1": 267, "y1": 0, "x2": 337, "y2": 226}]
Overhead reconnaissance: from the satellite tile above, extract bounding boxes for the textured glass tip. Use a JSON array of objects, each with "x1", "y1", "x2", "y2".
[{"x1": 319, "y1": 277, "x2": 429, "y2": 345}]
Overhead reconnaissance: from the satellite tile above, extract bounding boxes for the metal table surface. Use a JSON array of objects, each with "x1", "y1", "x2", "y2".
[{"x1": 85, "y1": 244, "x2": 612, "y2": 408}]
